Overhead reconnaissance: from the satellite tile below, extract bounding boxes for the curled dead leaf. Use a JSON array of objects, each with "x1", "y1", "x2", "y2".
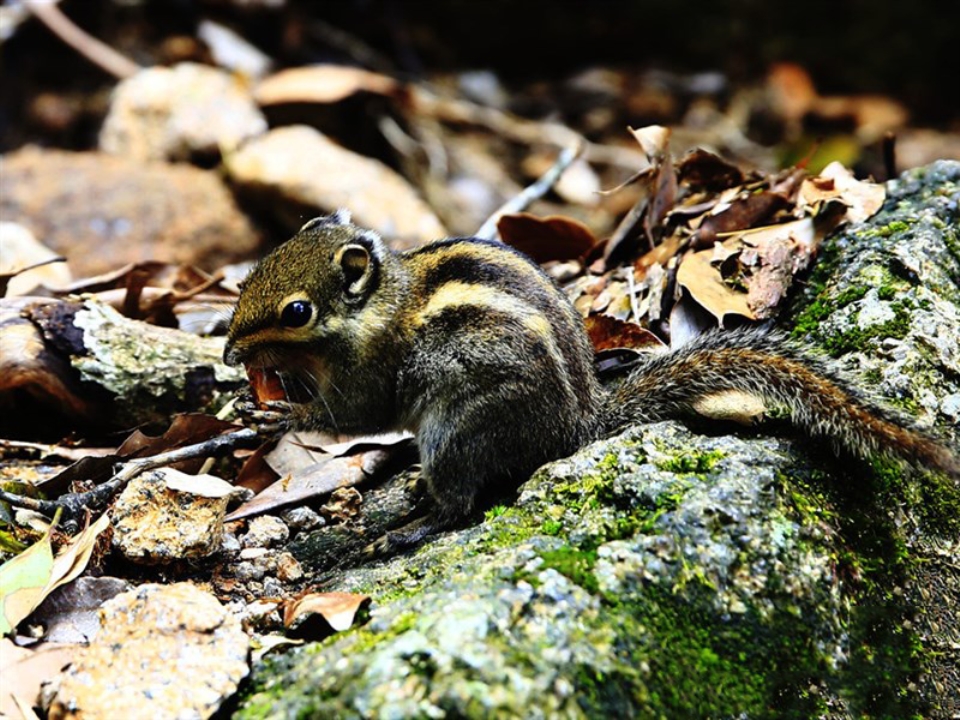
[
  {"x1": 675, "y1": 249, "x2": 756, "y2": 325},
  {"x1": 497, "y1": 213, "x2": 598, "y2": 264},
  {"x1": 283, "y1": 591, "x2": 370, "y2": 637},
  {"x1": 584, "y1": 315, "x2": 664, "y2": 352}
]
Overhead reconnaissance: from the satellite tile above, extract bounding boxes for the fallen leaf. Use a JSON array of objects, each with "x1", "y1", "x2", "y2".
[
  {"x1": 798, "y1": 161, "x2": 885, "y2": 224},
  {"x1": 117, "y1": 414, "x2": 239, "y2": 460},
  {"x1": 43, "y1": 512, "x2": 112, "y2": 602},
  {"x1": 675, "y1": 249, "x2": 757, "y2": 325},
  {"x1": 225, "y1": 448, "x2": 395, "y2": 521},
  {"x1": 0, "y1": 526, "x2": 54, "y2": 636},
  {"x1": 0, "y1": 512, "x2": 111, "y2": 636},
  {"x1": 628, "y1": 125, "x2": 671, "y2": 160},
  {"x1": 675, "y1": 149, "x2": 746, "y2": 191},
  {"x1": 0, "y1": 638, "x2": 76, "y2": 719},
  {"x1": 604, "y1": 126, "x2": 676, "y2": 267},
  {"x1": 283, "y1": 591, "x2": 370, "y2": 635},
  {"x1": 234, "y1": 443, "x2": 281, "y2": 494},
  {"x1": 247, "y1": 366, "x2": 285, "y2": 404},
  {"x1": 30, "y1": 576, "x2": 131, "y2": 644},
  {"x1": 254, "y1": 65, "x2": 400, "y2": 105},
  {"x1": 694, "y1": 190, "x2": 792, "y2": 248},
  {"x1": 584, "y1": 315, "x2": 664, "y2": 352},
  {"x1": 311, "y1": 431, "x2": 414, "y2": 457},
  {"x1": 497, "y1": 213, "x2": 598, "y2": 263}
]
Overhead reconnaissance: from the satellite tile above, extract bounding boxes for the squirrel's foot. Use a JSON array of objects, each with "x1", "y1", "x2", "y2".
[
  {"x1": 235, "y1": 391, "x2": 294, "y2": 436},
  {"x1": 364, "y1": 514, "x2": 441, "y2": 557}
]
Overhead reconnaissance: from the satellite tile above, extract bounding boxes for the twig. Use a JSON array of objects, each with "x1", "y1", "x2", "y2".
[
  {"x1": 25, "y1": 0, "x2": 141, "y2": 79},
  {"x1": 1, "y1": 427, "x2": 259, "y2": 531},
  {"x1": 409, "y1": 88, "x2": 645, "y2": 170},
  {"x1": 475, "y1": 143, "x2": 584, "y2": 241}
]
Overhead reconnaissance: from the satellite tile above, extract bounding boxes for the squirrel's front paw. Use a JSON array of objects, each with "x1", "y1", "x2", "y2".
[{"x1": 235, "y1": 391, "x2": 294, "y2": 436}]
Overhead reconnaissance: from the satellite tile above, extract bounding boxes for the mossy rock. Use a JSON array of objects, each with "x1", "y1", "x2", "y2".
[{"x1": 238, "y1": 162, "x2": 960, "y2": 719}]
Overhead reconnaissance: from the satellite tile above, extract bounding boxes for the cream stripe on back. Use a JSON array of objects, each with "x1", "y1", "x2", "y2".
[{"x1": 418, "y1": 281, "x2": 562, "y2": 366}]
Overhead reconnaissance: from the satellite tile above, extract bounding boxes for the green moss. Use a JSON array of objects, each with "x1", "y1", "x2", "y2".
[
  {"x1": 859, "y1": 219, "x2": 913, "y2": 239},
  {"x1": 820, "y1": 299, "x2": 912, "y2": 357},
  {"x1": 538, "y1": 546, "x2": 600, "y2": 593},
  {"x1": 540, "y1": 519, "x2": 563, "y2": 536},
  {"x1": 867, "y1": 456, "x2": 960, "y2": 537},
  {"x1": 655, "y1": 449, "x2": 725, "y2": 474},
  {"x1": 606, "y1": 585, "x2": 828, "y2": 718},
  {"x1": 484, "y1": 504, "x2": 508, "y2": 520}
]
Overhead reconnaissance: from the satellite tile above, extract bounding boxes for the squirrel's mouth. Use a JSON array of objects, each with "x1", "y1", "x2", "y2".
[
  {"x1": 245, "y1": 365, "x2": 287, "y2": 403},
  {"x1": 243, "y1": 364, "x2": 319, "y2": 405}
]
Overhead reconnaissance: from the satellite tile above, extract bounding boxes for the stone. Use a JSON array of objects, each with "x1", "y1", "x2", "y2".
[
  {"x1": 227, "y1": 125, "x2": 447, "y2": 245},
  {"x1": 111, "y1": 468, "x2": 240, "y2": 563},
  {"x1": 99, "y1": 62, "x2": 267, "y2": 162},
  {"x1": 0, "y1": 147, "x2": 261, "y2": 276},
  {"x1": 49, "y1": 583, "x2": 248, "y2": 720}
]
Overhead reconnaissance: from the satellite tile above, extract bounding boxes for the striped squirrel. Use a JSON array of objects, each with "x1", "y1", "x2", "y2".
[{"x1": 224, "y1": 211, "x2": 959, "y2": 553}]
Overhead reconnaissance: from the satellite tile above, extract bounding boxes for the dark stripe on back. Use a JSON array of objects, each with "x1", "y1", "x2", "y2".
[{"x1": 420, "y1": 251, "x2": 576, "y2": 337}]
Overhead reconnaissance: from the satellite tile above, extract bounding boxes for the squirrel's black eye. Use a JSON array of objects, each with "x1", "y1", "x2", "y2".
[{"x1": 280, "y1": 300, "x2": 312, "y2": 328}]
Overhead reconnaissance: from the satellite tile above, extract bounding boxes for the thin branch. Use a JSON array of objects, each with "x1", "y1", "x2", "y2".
[
  {"x1": 2, "y1": 428, "x2": 259, "y2": 531},
  {"x1": 25, "y1": 0, "x2": 141, "y2": 80},
  {"x1": 409, "y1": 88, "x2": 645, "y2": 170},
  {"x1": 476, "y1": 143, "x2": 584, "y2": 241}
]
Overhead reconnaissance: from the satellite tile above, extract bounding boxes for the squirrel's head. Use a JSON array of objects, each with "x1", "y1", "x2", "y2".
[{"x1": 223, "y1": 210, "x2": 388, "y2": 369}]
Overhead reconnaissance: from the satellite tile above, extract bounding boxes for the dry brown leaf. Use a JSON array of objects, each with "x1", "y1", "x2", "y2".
[
  {"x1": 628, "y1": 125, "x2": 671, "y2": 160},
  {"x1": 0, "y1": 639, "x2": 76, "y2": 719},
  {"x1": 675, "y1": 149, "x2": 746, "y2": 192},
  {"x1": 31, "y1": 577, "x2": 130, "y2": 644},
  {"x1": 584, "y1": 315, "x2": 664, "y2": 352},
  {"x1": 798, "y1": 162, "x2": 885, "y2": 224},
  {"x1": 254, "y1": 65, "x2": 400, "y2": 105},
  {"x1": 694, "y1": 191, "x2": 792, "y2": 248},
  {"x1": 116, "y1": 414, "x2": 240, "y2": 475},
  {"x1": 224, "y1": 449, "x2": 394, "y2": 522},
  {"x1": 675, "y1": 249, "x2": 756, "y2": 324},
  {"x1": 246, "y1": 366, "x2": 285, "y2": 404},
  {"x1": 234, "y1": 443, "x2": 281, "y2": 494},
  {"x1": 283, "y1": 591, "x2": 370, "y2": 634},
  {"x1": 497, "y1": 213, "x2": 598, "y2": 263},
  {"x1": 634, "y1": 234, "x2": 683, "y2": 277}
]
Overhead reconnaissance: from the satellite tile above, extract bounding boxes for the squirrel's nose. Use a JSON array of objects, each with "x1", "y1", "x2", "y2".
[{"x1": 223, "y1": 341, "x2": 240, "y2": 367}]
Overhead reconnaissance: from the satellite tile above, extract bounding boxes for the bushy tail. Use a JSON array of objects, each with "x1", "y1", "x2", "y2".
[{"x1": 602, "y1": 327, "x2": 960, "y2": 479}]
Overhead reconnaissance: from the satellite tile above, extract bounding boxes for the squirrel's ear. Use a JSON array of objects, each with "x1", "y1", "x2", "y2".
[
  {"x1": 299, "y1": 209, "x2": 352, "y2": 233},
  {"x1": 336, "y1": 241, "x2": 378, "y2": 299}
]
